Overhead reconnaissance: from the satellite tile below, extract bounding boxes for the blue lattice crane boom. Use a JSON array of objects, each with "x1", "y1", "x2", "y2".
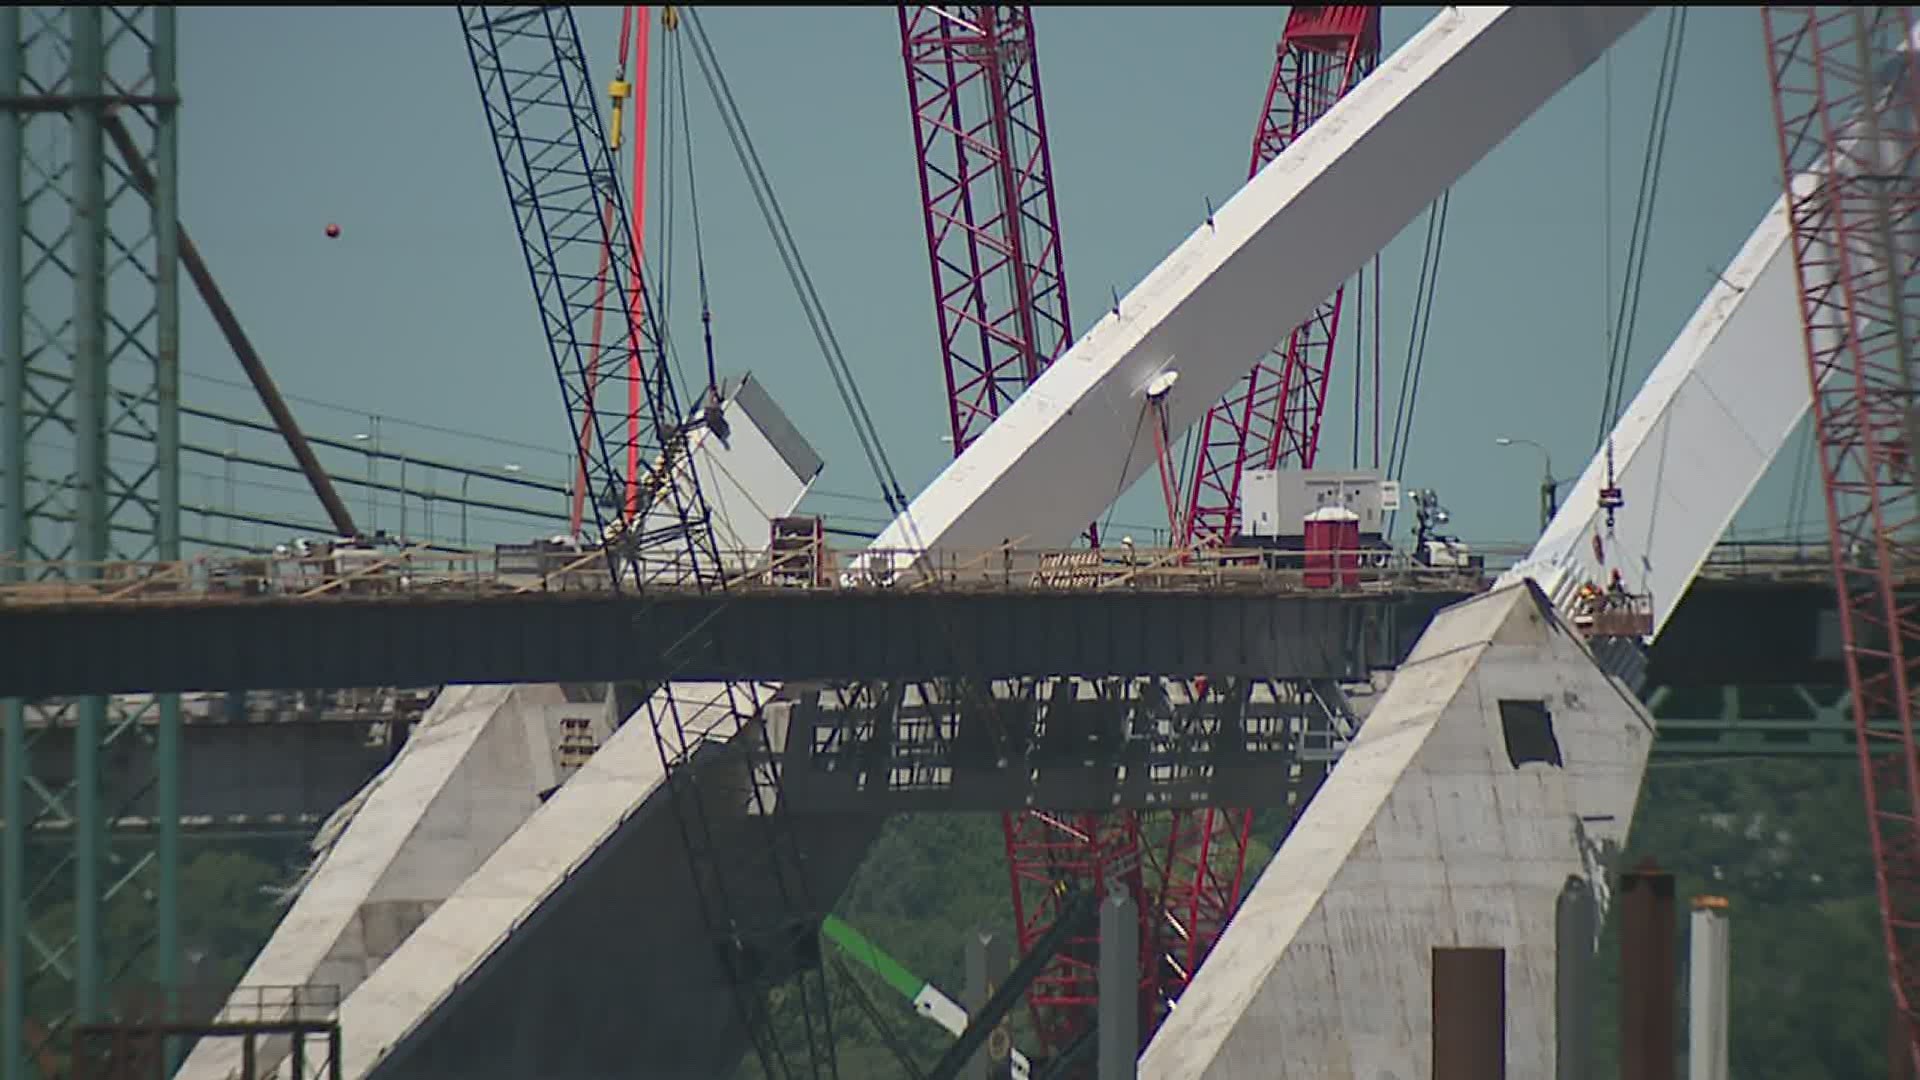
[{"x1": 456, "y1": 7, "x2": 838, "y2": 1077}]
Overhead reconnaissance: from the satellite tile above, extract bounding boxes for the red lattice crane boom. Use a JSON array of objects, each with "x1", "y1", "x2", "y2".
[
  {"x1": 1762, "y1": 6, "x2": 1920, "y2": 1070},
  {"x1": 1174, "y1": 5, "x2": 1380, "y2": 549},
  {"x1": 900, "y1": 5, "x2": 1074, "y2": 457},
  {"x1": 1149, "y1": 4, "x2": 1381, "y2": 1013},
  {"x1": 899, "y1": 5, "x2": 1153, "y2": 1058}
]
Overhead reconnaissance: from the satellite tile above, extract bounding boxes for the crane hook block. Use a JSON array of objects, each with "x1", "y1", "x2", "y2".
[
  {"x1": 607, "y1": 81, "x2": 630, "y2": 151},
  {"x1": 1598, "y1": 485, "x2": 1624, "y2": 511}
]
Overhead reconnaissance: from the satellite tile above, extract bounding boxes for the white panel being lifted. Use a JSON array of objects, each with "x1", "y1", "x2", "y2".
[{"x1": 868, "y1": 6, "x2": 1650, "y2": 565}]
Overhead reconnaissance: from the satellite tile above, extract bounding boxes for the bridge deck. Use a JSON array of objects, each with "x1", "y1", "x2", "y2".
[{"x1": 0, "y1": 543, "x2": 1864, "y2": 697}]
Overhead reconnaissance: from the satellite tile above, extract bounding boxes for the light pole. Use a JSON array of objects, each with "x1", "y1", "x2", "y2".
[{"x1": 1496, "y1": 436, "x2": 1561, "y2": 533}]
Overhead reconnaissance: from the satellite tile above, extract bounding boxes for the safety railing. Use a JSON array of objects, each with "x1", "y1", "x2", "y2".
[
  {"x1": 0, "y1": 544, "x2": 1502, "y2": 605},
  {"x1": 0, "y1": 539, "x2": 1884, "y2": 608}
]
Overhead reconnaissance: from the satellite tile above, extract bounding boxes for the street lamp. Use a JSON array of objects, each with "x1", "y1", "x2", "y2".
[
  {"x1": 352, "y1": 428, "x2": 379, "y2": 535},
  {"x1": 463, "y1": 464, "x2": 524, "y2": 550},
  {"x1": 1495, "y1": 436, "x2": 1562, "y2": 533}
]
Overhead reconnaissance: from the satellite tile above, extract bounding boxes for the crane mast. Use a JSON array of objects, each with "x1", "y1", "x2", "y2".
[
  {"x1": 458, "y1": 8, "x2": 837, "y2": 1076},
  {"x1": 1763, "y1": 5, "x2": 1920, "y2": 1070},
  {"x1": 898, "y1": 6, "x2": 1156, "y2": 1061},
  {"x1": 1149, "y1": 4, "x2": 1381, "y2": 1016}
]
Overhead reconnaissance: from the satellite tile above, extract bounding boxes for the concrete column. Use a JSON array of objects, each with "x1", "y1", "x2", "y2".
[
  {"x1": 1099, "y1": 889, "x2": 1140, "y2": 1080},
  {"x1": 964, "y1": 929, "x2": 1013, "y2": 1080},
  {"x1": 1687, "y1": 895, "x2": 1730, "y2": 1080},
  {"x1": 1620, "y1": 857, "x2": 1676, "y2": 1080},
  {"x1": 1557, "y1": 874, "x2": 1597, "y2": 1080}
]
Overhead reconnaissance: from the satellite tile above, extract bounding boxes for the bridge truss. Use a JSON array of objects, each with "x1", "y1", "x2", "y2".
[{"x1": 2, "y1": 8, "x2": 182, "y2": 1079}]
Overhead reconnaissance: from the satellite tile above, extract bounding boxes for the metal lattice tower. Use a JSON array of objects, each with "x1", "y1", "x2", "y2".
[
  {"x1": 1763, "y1": 5, "x2": 1920, "y2": 1070},
  {"x1": 3, "y1": 6, "x2": 182, "y2": 1078},
  {"x1": 458, "y1": 8, "x2": 837, "y2": 1076}
]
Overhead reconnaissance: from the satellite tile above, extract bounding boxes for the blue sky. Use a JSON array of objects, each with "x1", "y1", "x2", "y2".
[{"x1": 170, "y1": 6, "x2": 1806, "y2": 551}]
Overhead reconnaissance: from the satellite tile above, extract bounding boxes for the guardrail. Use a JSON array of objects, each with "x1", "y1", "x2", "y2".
[
  {"x1": 0, "y1": 538, "x2": 1882, "y2": 608},
  {"x1": 0, "y1": 543, "x2": 1509, "y2": 605}
]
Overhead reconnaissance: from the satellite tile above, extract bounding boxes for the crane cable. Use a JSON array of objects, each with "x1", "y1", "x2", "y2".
[
  {"x1": 666, "y1": 24, "x2": 721, "y2": 396},
  {"x1": 1593, "y1": 8, "x2": 1686, "y2": 590},
  {"x1": 681, "y1": 8, "x2": 915, "y2": 525},
  {"x1": 1380, "y1": 190, "x2": 1452, "y2": 539},
  {"x1": 1595, "y1": 6, "x2": 1687, "y2": 445},
  {"x1": 1385, "y1": 190, "x2": 1450, "y2": 485}
]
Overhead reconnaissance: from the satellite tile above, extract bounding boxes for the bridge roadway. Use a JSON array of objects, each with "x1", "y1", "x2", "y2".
[{"x1": 0, "y1": 542, "x2": 1864, "y2": 698}]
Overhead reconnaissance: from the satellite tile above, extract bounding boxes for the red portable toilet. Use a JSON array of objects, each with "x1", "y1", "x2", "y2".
[{"x1": 1303, "y1": 506, "x2": 1362, "y2": 589}]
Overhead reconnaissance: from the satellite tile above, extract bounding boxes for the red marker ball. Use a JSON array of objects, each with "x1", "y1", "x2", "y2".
[{"x1": 324, "y1": 223, "x2": 341, "y2": 238}]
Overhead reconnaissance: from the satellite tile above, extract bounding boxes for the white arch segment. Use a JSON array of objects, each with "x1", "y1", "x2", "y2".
[
  {"x1": 1138, "y1": 26, "x2": 1920, "y2": 1075},
  {"x1": 868, "y1": 6, "x2": 1651, "y2": 565},
  {"x1": 1500, "y1": 17, "x2": 1920, "y2": 637},
  {"x1": 1497, "y1": 195, "x2": 1806, "y2": 639}
]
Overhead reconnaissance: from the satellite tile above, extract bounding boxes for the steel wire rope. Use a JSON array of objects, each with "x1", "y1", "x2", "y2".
[
  {"x1": 1595, "y1": 7, "x2": 1686, "y2": 445},
  {"x1": 1352, "y1": 254, "x2": 1365, "y2": 469},
  {"x1": 176, "y1": 370, "x2": 572, "y2": 465},
  {"x1": 468, "y1": 11, "x2": 831, "y2": 1076},
  {"x1": 655, "y1": 13, "x2": 680, "y2": 338},
  {"x1": 1381, "y1": 191, "x2": 1451, "y2": 538},
  {"x1": 681, "y1": 9, "x2": 915, "y2": 535},
  {"x1": 675, "y1": 19, "x2": 1135, "y2": 1006},
  {"x1": 678, "y1": 20, "x2": 1191, "y2": 1031},
  {"x1": 1607, "y1": 9, "x2": 1687, "y2": 584},
  {"x1": 670, "y1": 27, "x2": 722, "y2": 396},
  {"x1": 1391, "y1": 193, "x2": 1448, "y2": 483},
  {"x1": 1604, "y1": 48, "x2": 1615, "y2": 406},
  {"x1": 1100, "y1": 402, "x2": 1156, "y2": 545},
  {"x1": 638, "y1": 17, "x2": 934, "y2": 1074},
  {"x1": 1789, "y1": 416, "x2": 1818, "y2": 540}
]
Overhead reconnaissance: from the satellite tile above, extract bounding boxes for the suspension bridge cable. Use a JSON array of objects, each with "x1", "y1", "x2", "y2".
[{"x1": 177, "y1": 369, "x2": 571, "y2": 464}]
